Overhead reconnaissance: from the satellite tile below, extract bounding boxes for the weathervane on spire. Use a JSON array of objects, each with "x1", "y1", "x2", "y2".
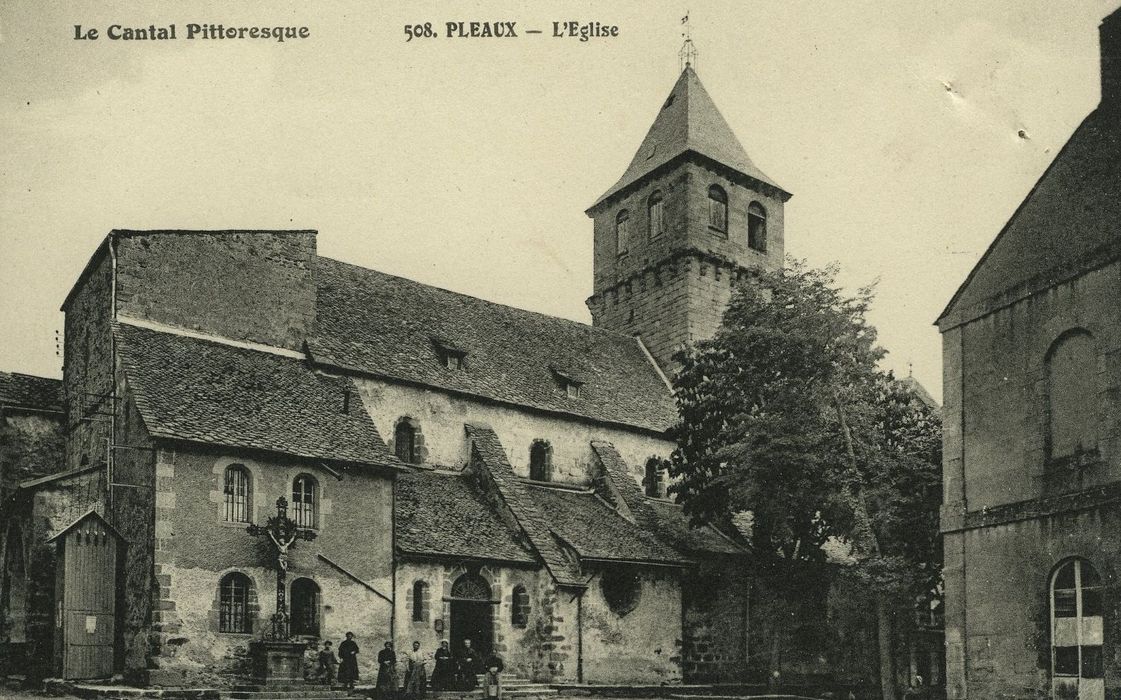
[{"x1": 679, "y1": 11, "x2": 697, "y2": 72}]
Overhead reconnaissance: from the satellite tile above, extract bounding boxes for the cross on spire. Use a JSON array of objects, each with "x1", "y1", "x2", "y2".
[{"x1": 679, "y1": 11, "x2": 697, "y2": 72}]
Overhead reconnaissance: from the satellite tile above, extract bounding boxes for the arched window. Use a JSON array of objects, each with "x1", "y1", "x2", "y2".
[
  {"x1": 394, "y1": 418, "x2": 422, "y2": 464},
  {"x1": 1047, "y1": 331, "x2": 1098, "y2": 461},
  {"x1": 292, "y1": 475, "x2": 317, "y2": 529},
  {"x1": 644, "y1": 458, "x2": 667, "y2": 498},
  {"x1": 529, "y1": 440, "x2": 552, "y2": 481},
  {"x1": 224, "y1": 465, "x2": 251, "y2": 523},
  {"x1": 1, "y1": 525, "x2": 27, "y2": 643},
  {"x1": 615, "y1": 210, "x2": 631, "y2": 255},
  {"x1": 291, "y1": 578, "x2": 320, "y2": 636},
  {"x1": 648, "y1": 190, "x2": 665, "y2": 239},
  {"x1": 708, "y1": 185, "x2": 727, "y2": 232},
  {"x1": 1051, "y1": 559, "x2": 1104, "y2": 698},
  {"x1": 412, "y1": 580, "x2": 429, "y2": 623},
  {"x1": 748, "y1": 202, "x2": 767, "y2": 252},
  {"x1": 511, "y1": 584, "x2": 530, "y2": 628},
  {"x1": 219, "y1": 572, "x2": 253, "y2": 634}
]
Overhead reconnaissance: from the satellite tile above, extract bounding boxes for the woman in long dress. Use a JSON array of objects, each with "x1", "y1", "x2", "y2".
[
  {"x1": 404, "y1": 641, "x2": 428, "y2": 699},
  {"x1": 431, "y1": 641, "x2": 454, "y2": 691},
  {"x1": 338, "y1": 632, "x2": 361, "y2": 689},
  {"x1": 377, "y1": 641, "x2": 399, "y2": 700}
]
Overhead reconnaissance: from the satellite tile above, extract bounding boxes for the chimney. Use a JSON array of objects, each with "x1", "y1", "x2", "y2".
[{"x1": 1101, "y1": 9, "x2": 1121, "y2": 107}]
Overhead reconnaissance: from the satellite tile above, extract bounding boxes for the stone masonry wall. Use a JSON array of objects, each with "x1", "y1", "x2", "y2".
[
  {"x1": 579, "y1": 566, "x2": 682, "y2": 684},
  {"x1": 149, "y1": 445, "x2": 394, "y2": 685},
  {"x1": 63, "y1": 247, "x2": 114, "y2": 472},
  {"x1": 0, "y1": 412, "x2": 63, "y2": 498},
  {"x1": 114, "y1": 230, "x2": 318, "y2": 352},
  {"x1": 682, "y1": 561, "x2": 749, "y2": 682},
  {"x1": 587, "y1": 160, "x2": 785, "y2": 373},
  {"x1": 354, "y1": 379, "x2": 674, "y2": 487}
]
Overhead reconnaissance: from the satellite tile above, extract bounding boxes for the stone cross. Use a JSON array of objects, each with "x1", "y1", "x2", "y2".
[{"x1": 247, "y1": 496, "x2": 317, "y2": 639}]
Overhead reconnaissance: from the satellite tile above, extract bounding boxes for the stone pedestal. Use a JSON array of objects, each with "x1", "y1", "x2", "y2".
[{"x1": 249, "y1": 640, "x2": 306, "y2": 685}]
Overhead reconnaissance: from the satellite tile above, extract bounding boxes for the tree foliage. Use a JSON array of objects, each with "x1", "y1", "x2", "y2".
[{"x1": 669, "y1": 259, "x2": 942, "y2": 695}]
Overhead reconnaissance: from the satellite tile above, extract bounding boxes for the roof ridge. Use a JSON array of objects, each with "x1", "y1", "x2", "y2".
[{"x1": 317, "y1": 256, "x2": 646, "y2": 345}]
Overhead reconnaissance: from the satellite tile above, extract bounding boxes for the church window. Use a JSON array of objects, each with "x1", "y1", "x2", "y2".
[
  {"x1": 748, "y1": 202, "x2": 767, "y2": 252},
  {"x1": 511, "y1": 584, "x2": 530, "y2": 628},
  {"x1": 394, "y1": 418, "x2": 424, "y2": 464},
  {"x1": 529, "y1": 440, "x2": 553, "y2": 481},
  {"x1": 708, "y1": 185, "x2": 727, "y2": 232},
  {"x1": 648, "y1": 191, "x2": 665, "y2": 238},
  {"x1": 644, "y1": 457, "x2": 667, "y2": 498},
  {"x1": 1047, "y1": 330, "x2": 1098, "y2": 462},
  {"x1": 411, "y1": 580, "x2": 430, "y2": 623},
  {"x1": 615, "y1": 210, "x2": 631, "y2": 255},
  {"x1": 292, "y1": 474, "x2": 317, "y2": 529},
  {"x1": 1051, "y1": 559, "x2": 1104, "y2": 698},
  {"x1": 601, "y1": 569, "x2": 642, "y2": 616},
  {"x1": 219, "y1": 572, "x2": 253, "y2": 634},
  {"x1": 223, "y1": 465, "x2": 251, "y2": 523},
  {"x1": 290, "y1": 578, "x2": 320, "y2": 636}
]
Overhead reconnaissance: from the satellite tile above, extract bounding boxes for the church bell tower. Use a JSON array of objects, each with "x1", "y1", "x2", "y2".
[{"x1": 585, "y1": 66, "x2": 792, "y2": 374}]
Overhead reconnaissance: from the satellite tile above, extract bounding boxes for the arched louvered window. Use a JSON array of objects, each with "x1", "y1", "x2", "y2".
[
  {"x1": 708, "y1": 185, "x2": 727, "y2": 232},
  {"x1": 616, "y1": 209, "x2": 631, "y2": 255},
  {"x1": 748, "y1": 202, "x2": 767, "y2": 252},
  {"x1": 648, "y1": 191, "x2": 665, "y2": 238}
]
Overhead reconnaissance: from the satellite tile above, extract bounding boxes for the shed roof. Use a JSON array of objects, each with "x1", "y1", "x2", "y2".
[
  {"x1": 0, "y1": 371, "x2": 63, "y2": 413},
  {"x1": 115, "y1": 322, "x2": 399, "y2": 468}
]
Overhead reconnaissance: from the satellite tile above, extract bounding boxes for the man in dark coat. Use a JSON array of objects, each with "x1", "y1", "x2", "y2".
[
  {"x1": 377, "y1": 641, "x2": 399, "y2": 700},
  {"x1": 338, "y1": 632, "x2": 361, "y2": 689},
  {"x1": 455, "y1": 638, "x2": 479, "y2": 690}
]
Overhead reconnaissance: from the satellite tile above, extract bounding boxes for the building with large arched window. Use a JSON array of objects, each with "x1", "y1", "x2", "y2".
[{"x1": 938, "y1": 9, "x2": 1121, "y2": 698}]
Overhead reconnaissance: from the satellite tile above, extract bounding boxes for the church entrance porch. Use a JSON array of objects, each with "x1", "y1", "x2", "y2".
[{"x1": 449, "y1": 573, "x2": 494, "y2": 655}]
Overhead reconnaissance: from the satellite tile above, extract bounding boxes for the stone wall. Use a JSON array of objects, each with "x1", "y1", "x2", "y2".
[
  {"x1": 0, "y1": 411, "x2": 63, "y2": 497},
  {"x1": 353, "y1": 378, "x2": 674, "y2": 487},
  {"x1": 63, "y1": 247, "x2": 114, "y2": 472},
  {"x1": 682, "y1": 560, "x2": 749, "y2": 681},
  {"x1": 114, "y1": 230, "x2": 318, "y2": 352},
  {"x1": 587, "y1": 159, "x2": 785, "y2": 371},
  {"x1": 578, "y1": 566, "x2": 682, "y2": 684},
  {"x1": 149, "y1": 445, "x2": 394, "y2": 685},
  {"x1": 942, "y1": 258, "x2": 1121, "y2": 698}
]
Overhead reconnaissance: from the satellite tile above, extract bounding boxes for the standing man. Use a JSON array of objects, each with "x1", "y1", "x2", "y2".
[
  {"x1": 338, "y1": 632, "x2": 361, "y2": 690},
  {"x1": 377, "y1": 641, "x2": 399, "y2": 700}
]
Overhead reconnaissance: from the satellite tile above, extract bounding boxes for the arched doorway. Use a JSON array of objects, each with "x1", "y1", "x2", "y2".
[{"x1": 450, "y1": 573, "x2": 493, "y2": 655}]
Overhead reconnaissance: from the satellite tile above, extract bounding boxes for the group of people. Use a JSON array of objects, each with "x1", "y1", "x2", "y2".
[{"x1": 315, "y1": 634, "x2": 505, "y2": 699}]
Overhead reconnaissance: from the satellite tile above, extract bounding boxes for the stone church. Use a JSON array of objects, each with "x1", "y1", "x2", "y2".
[
  {"x1": 939, "y1": 6, "x2": 1121, "y2": 699},
  {"x1": 0, "y1": 67, "x2": 792, "y2": 686}
]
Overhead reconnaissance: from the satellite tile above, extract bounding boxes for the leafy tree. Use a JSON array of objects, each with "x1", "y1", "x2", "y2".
[{"x1": 670, "y1": 259, "x2": 942, "y2": 700}]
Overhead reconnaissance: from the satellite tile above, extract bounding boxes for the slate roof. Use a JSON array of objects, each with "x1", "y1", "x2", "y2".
[
  {"x1": 395, "y1": 469, "x2": 536, "y2": 564},
  {"x1": 527, "y1": 483, "x2": 690, "y2": 566},
  {"x1": 591, "y1": 66, "x2": 789, "y2": 209},
  {"x1": 309, "y1": 257, "x2": 677, "y2": 433},
  {"x1": 0, "y1": 371, "x2": 63, "y2": 413},
  {"x1": 114, "y1": 322, "x2": 398, "y2": 467},
  {"x1": 644, "y1": 499, "x2": 746, "y2": 557},
  {"x1": 938, "y1": 108, "x2": 1121, "y2": 328},
  {"x1": 465, "y1": 424, "x2": 584, "y2": 586}
]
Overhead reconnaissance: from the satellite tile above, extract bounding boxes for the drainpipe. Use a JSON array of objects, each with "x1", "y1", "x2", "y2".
[
  {"x1": 576, "y1": 590, "x2": 584, "y2": 683},
  {"x1": 390, "y1": 475, "x2": 397, "y2": 645}
]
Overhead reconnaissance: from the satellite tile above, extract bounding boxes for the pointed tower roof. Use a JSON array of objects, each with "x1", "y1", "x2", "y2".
[{"x1": 590, "y1": 66, "x2": 789, "y2": 210}]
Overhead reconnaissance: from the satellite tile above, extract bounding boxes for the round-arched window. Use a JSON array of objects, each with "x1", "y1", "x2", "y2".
[
  {"x1": 708, "y1": 185, "x2": 727, "y2": 232},
  {"x1": 601, "y1": 569, "x2": 642, "y2": 616}
]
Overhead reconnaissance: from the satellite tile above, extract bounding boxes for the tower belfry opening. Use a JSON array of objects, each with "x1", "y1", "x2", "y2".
[{"x1": 585, "y1": 63, "x2": 792, "y2": 374}]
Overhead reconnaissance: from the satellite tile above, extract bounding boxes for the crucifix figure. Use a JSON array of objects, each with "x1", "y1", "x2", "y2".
[{"x1": 247, "y1": 496, "x2": 317, "y2": 639}]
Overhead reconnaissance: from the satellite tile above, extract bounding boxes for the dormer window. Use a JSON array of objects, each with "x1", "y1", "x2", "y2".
[
  {"x1": 551, "y1": 366, "x2": 584, "y2": 399},
  {"x1": 432, "y1": 337, "x2": 467, "y2": 370}
]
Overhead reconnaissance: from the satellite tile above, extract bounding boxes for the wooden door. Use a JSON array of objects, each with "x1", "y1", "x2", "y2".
[{"x1": 61, "y1": 519, "x2": 118, "y2": 679}]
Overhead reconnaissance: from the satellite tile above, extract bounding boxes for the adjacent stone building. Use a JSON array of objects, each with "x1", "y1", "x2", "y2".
[
  {"x1": 939, "y1": 7, "x2": 1121, "y2": 699},
  {"x1": 0, "y1": 66, "x2": 785, "y2": 686}
]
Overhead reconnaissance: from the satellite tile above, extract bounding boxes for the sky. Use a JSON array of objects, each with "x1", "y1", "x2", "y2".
[{"x1": 1, "y1": 1, "x2": 1117, "y2": 402}]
